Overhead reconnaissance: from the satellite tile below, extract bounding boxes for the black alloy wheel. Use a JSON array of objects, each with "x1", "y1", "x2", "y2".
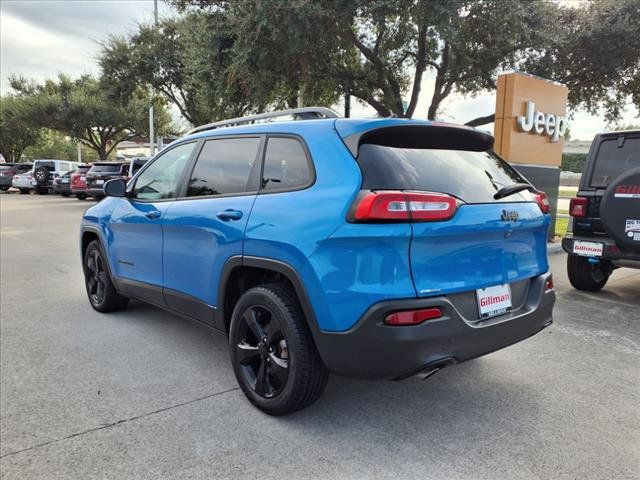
[
  {"x1": 229, "y1": 284, "x2": 329, "y2": 415},
  {"x1": 85, "y1": 248, "x2": 107, "y2": 305},
  {"x1": 235, "y1": 305, "x2": 289, "y2": 398},
  {"x1": 83, "y1": 240, "x2": 129, "y2": 312}
]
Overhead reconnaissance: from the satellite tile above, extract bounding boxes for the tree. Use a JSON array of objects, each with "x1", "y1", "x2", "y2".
[
  {"x1": 523, "y1": 0, "x2": 640, "y2": 124},
  {"x1": 21, "y1": 129, "x2": 98, "y2": 161},
  {"x1": 100, "y1": 12, "x2": 299, "y2": 127},
  {"x1": 9, "y1": 74, "x2": 173, "y2": 160},
  {"x1": 171, "y1": 0, "x2": 548, "y2": 120},
  {"x1": 0, "y1": 95, "x2": 42, "y2": 161}
]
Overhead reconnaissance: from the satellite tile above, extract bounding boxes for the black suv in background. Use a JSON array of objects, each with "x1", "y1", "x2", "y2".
[
  {"x1": 562, "y1": 130, "x2": 640, "y2": 290},
  {"x1": 86, "y1": 163, "x2": 128, "y2": 199},
  {"x1": 86, "y1": 158, "x2": 150, "y2": 199}
]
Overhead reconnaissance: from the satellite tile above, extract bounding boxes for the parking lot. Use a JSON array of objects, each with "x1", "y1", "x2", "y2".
[{"x1": 0, "y1": 192, "x2": 638, "y2": 480}]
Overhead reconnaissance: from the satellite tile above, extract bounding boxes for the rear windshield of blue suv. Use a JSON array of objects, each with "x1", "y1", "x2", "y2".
[{"x1": 356, "y1": 144, "x2": 531, "y2": 204}]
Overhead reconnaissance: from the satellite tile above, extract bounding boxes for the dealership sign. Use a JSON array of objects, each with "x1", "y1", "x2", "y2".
[{"x1": 516, "y1": 101, "x2": 567, "y2": 143}]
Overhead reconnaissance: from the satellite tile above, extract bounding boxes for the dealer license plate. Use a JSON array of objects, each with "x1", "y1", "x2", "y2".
[
  {"x1": 477, "y1": 283, "x2": 512, "y2": 319},
  {"x1": 572, "y1": 240, "x2": 603, "y2": 257}
]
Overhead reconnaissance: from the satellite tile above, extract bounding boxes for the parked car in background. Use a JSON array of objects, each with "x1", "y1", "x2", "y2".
[
  {"x1": 11, "y1": 170, "x2": 35, "y2": 194},
  {"x1": 85, "y1": 162, "x2": 128, "y2": 199},
  {"x1": 71, "y1": 164, "x2": 92, "y2": 200},
  {"x1": 562, "y1": 129, "x2": 640, "y2": 290},
  {"x1": 128, "y1": 157, "x2": 150, "y2": 177},
  {"x1": 80, "y1": 108, "x2": 555, "y2": 415},
  {"x1": 0, "y1": 163, "x2": 32, "y2": 191},
  {"x1": 32, "y1": 159, "x2": 79, "y2": 194},
  {"x1": 53, "y1": 171, "x2": 72, "y2": 196}
]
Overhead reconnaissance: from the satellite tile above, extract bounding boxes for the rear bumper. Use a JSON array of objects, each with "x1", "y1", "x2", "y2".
[
  {"x1": 54, "y1": 183, "x2": 71, "y2": 193},
  {"x1": 87, "y1": 187, "x2": 105, "y2": 197},
  {"x1": 314, "y1": 272, "x2": 554, "y2": 380},
  {"x1": 562, "y1": 235, "x2": 640, "y2": 264}
]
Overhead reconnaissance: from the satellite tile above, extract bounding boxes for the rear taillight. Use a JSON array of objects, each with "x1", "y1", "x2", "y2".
[
  {"x1": 569, "y1": 197, "x2": 588, "y2": 218},
  {"x1": 545, "y1": 275, "x2": 554, "y2": 292},
  {"x1": 384, "y1": 307, "x2": 443, "y2": 326},
  {"x1": 353, "y1": 191, "x2": 458, "y2": 222},
  {"x1": 534, "y1": 191, "x2": 550, "y2": 214}
]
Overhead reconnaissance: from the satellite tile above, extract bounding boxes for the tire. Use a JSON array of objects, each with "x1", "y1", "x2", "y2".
[
  {"x1": 567, "y1": 254, "x2": 611, "y2": 291},
  {"x1": 229, "y1": 283, "x2": 329, "y2": 415},
  {"x1": 76, "y1": 193, "x2": 87, "y2": 200},
  {"x1": 83, "y1": 240, "x2": 129, "y2": 312},
  {"x1": 0, "y1": 186, "x2": 9, "y2": 191},
  {"x1": 33, "y1": 166, "x2": 49, "y2": 186},
  {"x1": 62, "y1": 192, "x2": 70, "y2": 197},
  {"x1": 19, "y1": 189, "x2": 28, "y2": 195},
  {"x1": 28, "y1": 188, "x2": 37, "y2": 195}
]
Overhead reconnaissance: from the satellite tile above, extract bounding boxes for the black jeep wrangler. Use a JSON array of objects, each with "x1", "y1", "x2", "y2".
[{"x1": 562, "y1": 130, "x2": 639, "y2": 291}]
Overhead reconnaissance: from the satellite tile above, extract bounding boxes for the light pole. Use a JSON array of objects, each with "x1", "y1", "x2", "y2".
[{"x1": 148, "y1": 0, "x2": 159, "y2": 156}]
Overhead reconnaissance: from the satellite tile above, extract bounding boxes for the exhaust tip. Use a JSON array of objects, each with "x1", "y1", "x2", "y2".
[{"x1": 413, "y1": 357, "x2": 457, "y2": 380}]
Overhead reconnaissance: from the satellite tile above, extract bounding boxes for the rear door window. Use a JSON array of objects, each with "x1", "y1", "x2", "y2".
[
  {"x1": 356, "y1": 144, "x2": 530, "y2": 204},
  {"x1": 186, "y1": 137, "x2": 261, "y2": 197},
  {"x1": 590, "y1": 137, "x2": 640, "y2": 187},
  {"x1": 261, "y1": 137, "x2": 312, "y2": 191},
  {"x1": 35, "y1": 161, "x2": 55, "y2": 171}
]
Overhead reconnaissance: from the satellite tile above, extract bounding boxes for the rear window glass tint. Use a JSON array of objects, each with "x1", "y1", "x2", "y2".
[
  {"x1": 187, "y1": 137, "x2": 261, "y2": 197},
  {"x1": 35, "y1": 161, "x2": 55, "y2": 170},
  {"x1": 90, "y1": 164, "x2": 122, "y2": 173},
  {"x1": 76, "y1": 166, "x2": 91, "y2": 173},
  {"x1": 357, "y1": 144, "x2": 530, "y2": 204},
  {"x1": 0, "y1": 166, "x2": 14, "y2": 171},
  {"x1": 261, "y1": 137, "x2": 311, "y2": 191},
  {"x1": 590, "y1": 137, "x2": 640, "y2": 187}
]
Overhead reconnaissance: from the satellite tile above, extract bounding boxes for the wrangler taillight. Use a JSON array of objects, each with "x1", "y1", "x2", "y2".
[
  {"x1": 569, "y1": 197, "x2": 587, "y2": 217},
  {"x1": 352, "y1": 191, "x2": 458, "y2": 222},
  {"x1": 534, "y1": 191, "x2": 550, "y2": 214}
]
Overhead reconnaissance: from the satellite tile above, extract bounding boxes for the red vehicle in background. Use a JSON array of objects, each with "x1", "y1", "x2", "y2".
[{"x1": 70, "y1": 164, "x2": 92, "y2": 200}]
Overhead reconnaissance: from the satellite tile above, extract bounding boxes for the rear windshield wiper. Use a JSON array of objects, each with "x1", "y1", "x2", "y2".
[{"x1": 493, "y1": 183, "x2": 535, "y2": 200}]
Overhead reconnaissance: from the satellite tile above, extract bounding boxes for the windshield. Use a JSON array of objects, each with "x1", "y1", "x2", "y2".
[
  {"x1": 356, "y1": 144, "x2": 532, "y2": 204},
  {"x1": 590, "y1": 136, "x2": 640, "y2": 187}
]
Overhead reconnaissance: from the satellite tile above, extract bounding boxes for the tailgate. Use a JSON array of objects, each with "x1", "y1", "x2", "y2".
[{"x1": 410, "y1": 202, "x2": 549, "y2": 297}]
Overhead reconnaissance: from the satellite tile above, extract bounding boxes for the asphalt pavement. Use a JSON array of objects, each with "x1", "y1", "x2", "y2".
[{"x1": 1, "y1": 192, "x2": 638, "y2": 480}]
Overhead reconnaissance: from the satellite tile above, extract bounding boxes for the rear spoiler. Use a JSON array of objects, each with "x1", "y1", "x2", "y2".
[{"x1": 340, "y1": 123, "x2": 494, "y2": 157}]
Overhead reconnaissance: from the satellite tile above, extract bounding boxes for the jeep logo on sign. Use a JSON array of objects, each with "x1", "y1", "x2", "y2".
[{"x1": 516, "y1": 101, "x2": 567, "y2": 143}]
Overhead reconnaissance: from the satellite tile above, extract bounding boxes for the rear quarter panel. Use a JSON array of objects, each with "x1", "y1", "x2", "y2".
[{"x1": 244, "y1": 123, "x2": 416, "y2": 332}]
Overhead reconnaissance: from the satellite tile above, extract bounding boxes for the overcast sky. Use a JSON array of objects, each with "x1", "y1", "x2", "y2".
[{"x1": 2, "y1": 0, "x2": 637, "y2": 140}]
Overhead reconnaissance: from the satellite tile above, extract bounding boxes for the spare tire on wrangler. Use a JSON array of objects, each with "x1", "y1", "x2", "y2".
[
  {"x1": 33, "y1": 166, "x2": 50, "y2": 186},
  {"x1": 599, "y1": 166, "x2": 640, "y2": 250}
]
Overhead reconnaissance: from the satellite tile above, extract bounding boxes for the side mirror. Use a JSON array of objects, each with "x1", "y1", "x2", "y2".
[{"x1": 104, "y1": 178, "x2": 128, "y2": 198}]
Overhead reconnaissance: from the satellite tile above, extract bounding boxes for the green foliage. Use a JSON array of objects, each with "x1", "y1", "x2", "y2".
[
  {"x1": 0, "y1": 95, "x2": 43, "y2": 161},
  {"x1": 562, "y1": 153, "x2": 587, "y2": 173},
  {"x1": 524, "y1": 0, "x2": 640, "y2": 123},
  {"x1": 8, "y1": 74, "x2": 173, "y2": 160},
  {"x1": 21, "y1": 129, "x2": 102, "y2": 161},
  {"x1": 101, "y1": 12, "x2": 283, "y2": 126},
  {"x1": 169, "y1": 0, "x2": 551, "y2": 120}
]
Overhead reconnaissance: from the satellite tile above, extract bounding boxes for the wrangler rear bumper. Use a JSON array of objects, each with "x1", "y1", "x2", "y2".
[{"x1": 314, "y1": 272, "x2": 554, "y2": 380}]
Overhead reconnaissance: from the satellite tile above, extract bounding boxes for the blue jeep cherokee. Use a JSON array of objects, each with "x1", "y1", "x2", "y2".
[{"x1": 80, "y1": 107, "x2": 555, "y2": 415}]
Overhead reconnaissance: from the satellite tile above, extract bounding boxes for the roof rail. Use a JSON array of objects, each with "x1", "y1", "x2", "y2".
[{"x1": 188, "y1": 107, "x2": 340, "y2": 135}]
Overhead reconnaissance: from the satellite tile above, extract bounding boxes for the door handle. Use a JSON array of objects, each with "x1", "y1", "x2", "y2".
[
  {"x1": 145, "y1": 211, "x2": 161, "y2": 219},
  {"x1": 216, "y1": 209, "x2": 243, "y2": 221}
]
